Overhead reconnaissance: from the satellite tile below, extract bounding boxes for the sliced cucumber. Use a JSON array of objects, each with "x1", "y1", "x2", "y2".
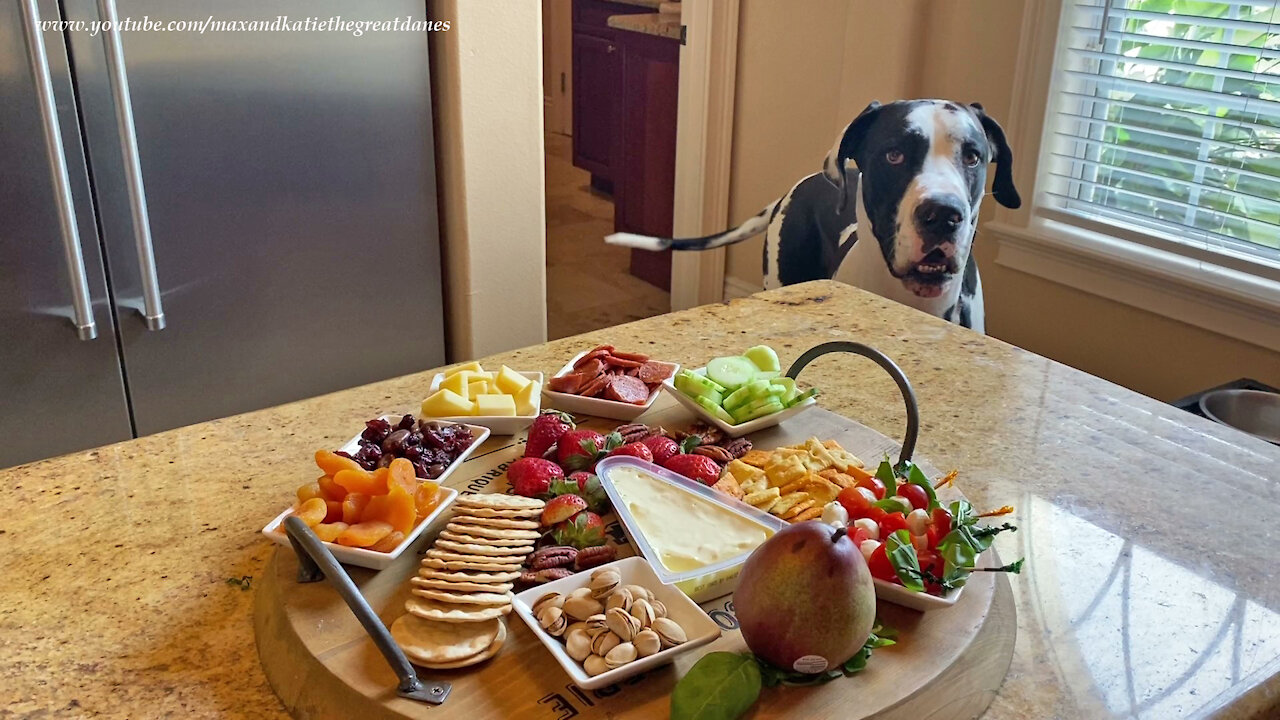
[
  {"x1": 786, "y1": 388, "x2": 819, "y2": 407},
  {"x1": 695, "y1": 396, "x2": 738, "y2": 425},
  {"x1": 733, "y1": 398, "x2": 786, "y2": 423},
  {"x1": 706, "y1": 355, "x2": 757, "y2": 391},
  {"x1": 675, "y1": 369, "x2": 726, "y2": 400},
  {"x1": 774, "y1": 377, "x2": 797, "y2": 403},
  {"x1": 721, "y1": 384, "x2": 755, "y2": 413},
  {"x1": 744, "y1": 345, "x2": 780, "y2": 373}
]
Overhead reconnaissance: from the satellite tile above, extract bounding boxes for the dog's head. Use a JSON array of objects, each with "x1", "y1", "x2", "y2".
[{"x1": 823, "y1": 99, "x2": 1020, "y2": 299}]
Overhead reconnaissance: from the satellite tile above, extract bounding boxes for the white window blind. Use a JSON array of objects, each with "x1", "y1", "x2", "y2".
[{"x1": 1046, "y1": 0, "x2": 1280, "y2": 259}]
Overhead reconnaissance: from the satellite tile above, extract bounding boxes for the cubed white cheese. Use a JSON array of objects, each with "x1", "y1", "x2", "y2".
[
  {"x1": 821, "y1": 501, "x2": 848, "y2": 528},
  {"x1": 859, "y1": 539, "x2": 880, "y2": 561},
  {"x1": 852, "y1": 517, "x2": 879, "y2": 541},
  {"x1": 906, "y1": 508, "x2": 931, "y2": 535}
]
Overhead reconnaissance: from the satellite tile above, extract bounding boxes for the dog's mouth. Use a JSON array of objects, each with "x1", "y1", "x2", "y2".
[{"x1": 896, "y1": 249, "x2": 958, "y2": 298}]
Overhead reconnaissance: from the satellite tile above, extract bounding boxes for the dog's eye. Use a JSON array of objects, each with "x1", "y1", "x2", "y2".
[
  {"x1": 885, "y1": 150, "x2": 905, "y2": 165},
  {"x1": 963, "y1": 149, "x2": 981, "y2": 167}
]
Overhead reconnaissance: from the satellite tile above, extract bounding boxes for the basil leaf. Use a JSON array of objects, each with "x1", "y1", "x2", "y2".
[
  {"x1": 903, "y1": 462, "x2": 940, "y2": 510},
  {"x1": 949, "y1": 500, "x2": 976, "y2": 528},
  {"x1": 885, "y1": 529, "x2": 924, "y2": 592},
  {"x1": 875, "y1": 459, "x2": 897, "y2": 497},
  {"x1": 872, "y1": 497, "x2": 911, "y2": 513},
  {"x1": 671, "y1": 652, "x2": 762, "y2": 720}
]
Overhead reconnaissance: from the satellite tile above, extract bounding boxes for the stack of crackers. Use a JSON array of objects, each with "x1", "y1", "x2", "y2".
[
  {"x1": 710, "y1": 436, "x2": 864, "y2": 524},
  {"x1": 389, "y1": 493, "x2": 545, "y2": 669}
]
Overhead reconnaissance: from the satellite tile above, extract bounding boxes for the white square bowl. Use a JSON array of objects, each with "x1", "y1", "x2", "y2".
[
  {"x1": 512, "y1": 556, "x2": 723, "y2": 690},
  {"x1": 873, "y1": 576, "x2": 962, "y2": 611},
  {"x1": 542, "y1": 350, "x2": 679, "y2": 421},
  {"x1": 659, "y1": 367, "x2": 817, "y2": 438},
  {"x1": 425, "y1": 371, "x2": 543, "y2": 435},
  {"x1": 260, "y1": 417, "x2": 487, "y2": 570}
]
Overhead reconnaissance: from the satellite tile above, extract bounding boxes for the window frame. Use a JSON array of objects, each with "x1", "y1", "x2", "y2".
[{"x1": 986, "y1": 0, "x2": 1280, "y2": 353}]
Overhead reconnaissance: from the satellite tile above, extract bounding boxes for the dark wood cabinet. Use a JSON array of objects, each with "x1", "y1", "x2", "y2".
[
  {"x1": 571, "y1": 32, "x2": 618, "y2": 182},
  {"x1": 615, "y1": 30, "x2": 679, "y2": 291}
]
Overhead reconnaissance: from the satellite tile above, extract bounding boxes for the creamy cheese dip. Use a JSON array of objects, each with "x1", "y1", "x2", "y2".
[{"x1": 610, "y1": 466, "x2": 773, "y2": 573}]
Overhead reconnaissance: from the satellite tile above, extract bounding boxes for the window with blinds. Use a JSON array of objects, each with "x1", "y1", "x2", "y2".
[{"x1": 1046, "y1": 0, "x2": 1280, "y2": 259}]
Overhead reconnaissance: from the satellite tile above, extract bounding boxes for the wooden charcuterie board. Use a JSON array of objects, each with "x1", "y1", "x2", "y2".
[{"x1": 253, "y1": 402, "x2": 1015, "y2": 719}]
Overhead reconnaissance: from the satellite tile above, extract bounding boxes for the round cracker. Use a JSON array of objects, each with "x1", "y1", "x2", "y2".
[
  {"x1": 439, "y1": 530, "x2": 537, "y2": 547},
  {"x1": 412, "y1": 587, "x2": 513, "y2": 606},
  {"x1": 445, "y1": 522, "x2": 541, "y2": 540},
  {"x1": 418, "y1": 568, "x2": 522, "y2": 584},
  {"x1": 426, "y1": 549, "x2": 525, "y2": 565},
  {"x1": 456, "y1": 493, "x2": 545, "y2": 511},
  {"x1": 451, "y1": 516, "x2": 540, "y2": 529},
  {"x1": 389, "y1": 613, "x2": 500, "y2": 664},
  {"x1": 412, "y1": 621, "x2": 507, "y2": 669},
  {"x1": 411, "y1": 576, "x2": 514, "y2": 594},
  {"x1": 435, "y1": 539, "x2": 532, "y2": 557},
  {"x1": 421, "y1": 556, "x2": 524, "y2": 573},
  {"x1": 453, "y1": 506, "x2": 542, "y2": 519},
  {"x1": 404, "y1": 596, "x2": 511, "y2": 623}
]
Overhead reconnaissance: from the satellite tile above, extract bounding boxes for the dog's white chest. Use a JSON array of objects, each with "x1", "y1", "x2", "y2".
[{"x1": 832, "y1": 206, "x2": 961, "y2": 318}]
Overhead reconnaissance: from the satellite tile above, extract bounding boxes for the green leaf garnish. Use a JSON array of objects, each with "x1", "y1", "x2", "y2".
[
  {"x1": 670, "y1": 652, "x2": 761, "y2": 720},
  {"x1": 885, "y1": 529, "x2": 924, "y2": 592}
]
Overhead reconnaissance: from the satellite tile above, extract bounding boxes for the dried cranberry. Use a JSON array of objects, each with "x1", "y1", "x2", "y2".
[
  {"x1": 361, "y1": 418, "x2": 392, "y2": 444},
  {"x1": 383, "y1": 429, "x2": 411, "y2": 455},
  {"x1": 403, "y1": 445, "x2": 424, "y2": 462},
  {"x1": 396, "y1": 414, "x2": 416, "y2": 431}
]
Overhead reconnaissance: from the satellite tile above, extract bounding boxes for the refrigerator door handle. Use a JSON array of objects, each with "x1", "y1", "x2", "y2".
[
  {"x1": 98, "y1": 0, "x2": 165, "y2": 331},
  {"x1": 20, "y1": 0, "x2": 98, "y2": 341}
]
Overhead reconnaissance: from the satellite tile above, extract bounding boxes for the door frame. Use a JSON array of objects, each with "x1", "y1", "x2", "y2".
[{"x1": 669, "y1": 0, "x2": 739, "y2": 310}]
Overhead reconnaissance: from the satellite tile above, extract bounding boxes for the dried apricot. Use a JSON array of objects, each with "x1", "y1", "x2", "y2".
[
  {"x1": 415, "y1": 482, "x2": 442, "y2": 520},
  {"x1": 324, "y1": 500, "x2": 344, "y2": 523},
  {"x1": 333, "y1": 468, "x2": 384, "y2": 495},
  {"x1": 363, "y1": 486, "x2": 416, "y2": 534},
  {"x1": 296, "y1": 482, "x2": 323, "y2": 503},
  {"x1": 313, "y1": 522, "x2": 349, "y2": 542},
  {"x1": 296, "y1": 497, "x2": 328, "y2": 527},
  {"x1": 388, "y1": 458, "x2": 417, "y2": 495},
  {"x1": 342, "y1": 493, "x2": 371, "y2": 524},
  {"x1": 336, "y1": 521, "x2": 393, "y2": 547},
  {"x1": 317, "y1": 474, "x2": 347, "y2": 501},
  {"x1": 367, "y1": 531, "x2": 405, "y2": 552},
  {"x1": 315, "y1": 449, "x2": 363, "y2": 477}
]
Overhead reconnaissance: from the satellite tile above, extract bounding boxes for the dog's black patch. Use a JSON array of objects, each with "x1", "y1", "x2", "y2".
[{"x1": 852, "y1": 103, "x2": 928, "y2": 268}]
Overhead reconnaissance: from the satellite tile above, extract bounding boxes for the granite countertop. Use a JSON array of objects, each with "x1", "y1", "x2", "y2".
[
  {"x1": 607, "y1": 12, "x2": 682, "y2": 42},
  {"x1": 4, "y1": 280, "x2": 1278, "y2": 719}
]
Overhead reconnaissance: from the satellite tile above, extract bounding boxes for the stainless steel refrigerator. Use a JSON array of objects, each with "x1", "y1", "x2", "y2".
[{"x1": 1, "y1": 0, "x2": 447, "y2": 468}]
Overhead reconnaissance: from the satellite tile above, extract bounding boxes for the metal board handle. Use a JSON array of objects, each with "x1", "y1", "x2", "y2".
[
  {"x1": 97, "y1": 0, "x2": 165, "y2": 331},
  {"x1": 20, "y1": 0, "x2": 98, "y2": 341},
  {"x1": 785, "y1": 341, "x2": 919, "y2": 467},
  {"x1": 283, "y1": 517, "x2": 451, "y2": 705}
]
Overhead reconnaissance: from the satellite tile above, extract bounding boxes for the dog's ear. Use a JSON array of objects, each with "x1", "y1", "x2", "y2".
[
  {"x1": 969, "y1": 102, "x2": 1021, "y2": 209},
  {"x1": 824, "y1": 101, "x2": 881, "y2": 213}
]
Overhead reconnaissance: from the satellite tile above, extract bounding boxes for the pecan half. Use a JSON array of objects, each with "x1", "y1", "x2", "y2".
[
  {"x1": 535, "y1": 567, "x2": 574, "y2": 583},
  {"x1": 529, "y1": 545, "x2": 578, "y2": 570},
  {"x1": 613, "y1": 423, "x2": 652, "y2": 444},
  {"x1": 574, "y1": 544, "x2": 618, "y2": 571},
  {"x1": 720, "y1": 438, "x2": 752, "y2": 459},
  {"x1": 692, "y1": 445, "x2": 734, "y2": 463}
]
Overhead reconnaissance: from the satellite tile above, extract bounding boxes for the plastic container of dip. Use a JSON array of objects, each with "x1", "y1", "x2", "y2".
[{"x1": 596, "y1": 456, "x2": 788, "y2": 603}]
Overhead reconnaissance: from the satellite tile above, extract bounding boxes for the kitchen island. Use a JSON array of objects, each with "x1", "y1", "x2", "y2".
[{"x1": 3, "y1": 280, "x2": 1277, "y2": 719}]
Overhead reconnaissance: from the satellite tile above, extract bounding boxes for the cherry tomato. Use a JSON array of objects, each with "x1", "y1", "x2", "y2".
[
  {"x1": 931, "y1": 507, "x2": 953, "y2": 535},
  {"x1": 926, "y1": 523, "x2": 946, "y2": 549},
  {"x1": 837, "y1": 486, "x2": 872, "y2": 518},
  {"x1": 898, "y1": 484, "x2": 929, "y2": 511},
  {"x1": 866, "y1": 543, "x2": 897, "y2": 582},
  {"x1": 851, "y1": 525, "x2": 873, "y2": 546},
  {"x1": 879, "y1": 511, "x2": 909, "y2": 537},
  {"x1": 855, "y1": 475, "x2": 886, "y2": 500}
]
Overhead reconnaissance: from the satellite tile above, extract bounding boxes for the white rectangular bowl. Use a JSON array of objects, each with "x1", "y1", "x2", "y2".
[
  {"x1": 512, "y1": 556, "x2": 723, "y2": 690},
  {"x1": 873, "y1": 576, "x2": 962, "y2": 611},
  {"x1": 260, "y1": 417, "x2": 488, "y2": 570},
  {"x1": 542, "y1": 350, "x2": 679, "y2": 421},
  {"x1": 262, "y1": 486, "x2": 457, "y2": 570},
  {"x1": 425, "y1": 371, "x2": 543, "y2": 435},
  {"x1": 659, "y1": 367, "x2": 817, "y2": 438}
]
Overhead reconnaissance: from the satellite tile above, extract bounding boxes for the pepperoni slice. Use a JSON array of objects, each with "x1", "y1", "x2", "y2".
[
  {"x1": 610, "y1": 350, "x2": 650, "y2": 363},
  {"x1": 548, "y1": 373, "x2": 584, "y2": 394},
  {"x1": 579, "y1": 373, "x2": 611, "y2": 398},
  {"x1": 637, "y1": 361, "x2": 676, "y2": 384},
  {"x1": 576, "y1": 357, "x2": 606, "y2": 378},
  {"x1": 604, "y1": 355, "x2": 644, "y2": 369},
  {"x1": 605, "y1": 375, "x2": 650, "y2": 404},
  {"x1": 573, "y1": 346, "x2": 615, "y2": 369}
]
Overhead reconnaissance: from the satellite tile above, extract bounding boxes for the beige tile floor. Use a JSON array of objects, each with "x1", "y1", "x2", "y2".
[{"x1": 544, "y1": 132, "x2": 670, "y2": 340}]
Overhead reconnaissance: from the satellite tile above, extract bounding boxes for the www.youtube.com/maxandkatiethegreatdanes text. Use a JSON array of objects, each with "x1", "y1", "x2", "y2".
[{"x1": 40, "y1": 15, "x2": 451, "y2": 38}]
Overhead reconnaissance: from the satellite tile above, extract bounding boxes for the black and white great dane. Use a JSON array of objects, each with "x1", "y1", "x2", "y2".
[{"x1": 606, "y1": 99, "x2": 1021, "y2": 333}]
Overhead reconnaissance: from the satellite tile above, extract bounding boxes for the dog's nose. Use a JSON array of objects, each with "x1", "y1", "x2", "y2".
[{"x1": 915, "y1": 197, "x2": 966, "y2": 235}]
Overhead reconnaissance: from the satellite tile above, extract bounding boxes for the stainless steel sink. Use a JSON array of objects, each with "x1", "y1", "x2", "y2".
[{"x1": 1199, "y1": 389, "x2": 1280, "y2": 444}]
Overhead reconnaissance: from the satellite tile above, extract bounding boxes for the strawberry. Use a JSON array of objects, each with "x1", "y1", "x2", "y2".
[
  {"x1": 608, "y1": 442, "x2": 653, "y2": 463},
  {"x1": 662, "y1": 454, "x2": 722, "y2": 486},
  {"x1": 568, "y1": 471, "x2": 610, "y2": 513},
  {"x1": 552, "y1": 510, "x2": 606, "y2": 549},
  {"x1": 640, "y1": 435, "x2": 679, "y2": 465},
  {"x1": 556, "y1": 429, "x2": 606, "y2": 471},
  {"x1": 542, "y1": 494, "x2": 588, "y2": 526},
  {"x1": 524, "y1": 410, "x2": 575, "y2": 459},
  {"x1": 507, "y1": 457, "x2": 564, "y2": 498}
]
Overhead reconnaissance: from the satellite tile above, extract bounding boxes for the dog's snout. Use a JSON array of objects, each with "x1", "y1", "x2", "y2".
[{"x1": 915, "y1": 196, "x2": 966, "y2": 235}]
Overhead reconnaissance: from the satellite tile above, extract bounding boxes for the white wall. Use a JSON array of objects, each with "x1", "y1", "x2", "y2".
[{"x1": 429, "y1": 0, "x2": 548, "y2": 360}]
